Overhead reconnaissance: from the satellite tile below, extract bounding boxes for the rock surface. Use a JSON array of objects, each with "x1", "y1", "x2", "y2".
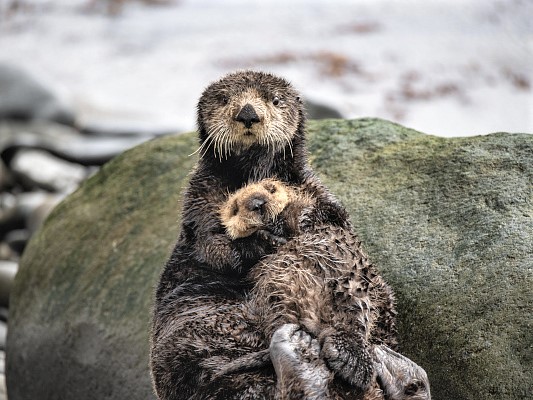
[{"x1": 6, "y1": 118, "x2": 532, "y2": 400}]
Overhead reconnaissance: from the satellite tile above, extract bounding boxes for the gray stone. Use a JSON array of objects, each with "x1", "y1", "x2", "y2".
[
  {"x1": 0, "y1": 261, "x2": 17, "y2": 308},
  {"x1": 0, "y1": 243, "x2": 17, "y2": 262},
  {"x1": 4, "y1": 229, "x2": 30, "y2": 255},
  {"x1": 0, "y1": 362, "x2": 5, "y2": 400},
  {"x1": 0, "y1": 350, "x2": 4, "y2": 374},
  {"x1": 20, "y1": 192, "x2": 65, "y2": 234},
  {"x1": 10, "y1": 149, "x2": 88, "y2": 193},
  {"x1": 0, "y1": 193, "x2": 19, "y2": 238},
  {"x1": 0, "y1": 160, "x2": 13, "y2": 192},
  {"x1": 0, "y1": 355, "x2": 5, "y2": 400},
  {"x1": 0, "y1": 121, "x2": 155, "y2": 166},
  {"x1": 305, "y1": 100, "x2": 343, "y2": 119},
  {"x1": 0, "y1": 322, "x2": 5, "y2": 351},
  {"x1": 6, "y1": 119, "x2": 533, "y2": 400},
  {"x1": 0, "y1": 63, "x2": 74, "y2": 125},
  {"x1": 0, "y1": 309, "x2": 8, "y2": 323},
  {"x1": 0, "y1": 191, "x2": 63, "y2": 239}
]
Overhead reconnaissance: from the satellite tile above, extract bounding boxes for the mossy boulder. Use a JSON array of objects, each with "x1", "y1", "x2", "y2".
[{"x1": 7, "y1": 118, "x2": 532, "y2": 400}]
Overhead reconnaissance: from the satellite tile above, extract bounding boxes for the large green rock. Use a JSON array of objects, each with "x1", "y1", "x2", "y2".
[{"x1": 7, "y1": 119, "x2": 532, "y2": 400}]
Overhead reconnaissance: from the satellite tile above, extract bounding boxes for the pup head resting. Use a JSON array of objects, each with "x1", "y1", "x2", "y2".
[{"x1": 220, "y1": 179, "x2": 293, "y2": 239}]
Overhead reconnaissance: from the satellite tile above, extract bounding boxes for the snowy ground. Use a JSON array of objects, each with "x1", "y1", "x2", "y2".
[{"x1": 0, "y1": 0, "x2": 531, "y2": 137}]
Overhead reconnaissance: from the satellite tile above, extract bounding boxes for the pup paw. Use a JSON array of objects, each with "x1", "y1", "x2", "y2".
[
  {"x1": 320, "y1": 332, "x2": 373, "y2": 390},
  {"x1": 270, "y1": 324, "x2": 331, "y2": 399}
]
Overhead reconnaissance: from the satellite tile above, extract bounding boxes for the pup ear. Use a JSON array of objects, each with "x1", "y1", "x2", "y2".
[{"x1": 372, "y1": 345, "x2": 431, "y2": 400}]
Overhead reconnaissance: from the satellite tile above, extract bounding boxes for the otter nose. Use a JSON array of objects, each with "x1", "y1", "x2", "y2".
[
  {"x1": 235, "y1": 104, "x2": 260, "y2": 128},
  {"x1": 248, "y1": 197, "x2": 266, "y2": 214}
]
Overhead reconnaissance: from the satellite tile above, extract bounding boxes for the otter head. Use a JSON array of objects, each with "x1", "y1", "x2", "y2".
[
  {"x1": 220, "y1": 179, "x2": 293, "y2": 239},
  {"x1": 196, "y1": 71, "x2": 304, "y2": 160}
]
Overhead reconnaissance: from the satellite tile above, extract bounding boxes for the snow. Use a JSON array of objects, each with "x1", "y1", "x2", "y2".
[{"x1": 0, "y1": 0, "x2": 531, "y2": 136}]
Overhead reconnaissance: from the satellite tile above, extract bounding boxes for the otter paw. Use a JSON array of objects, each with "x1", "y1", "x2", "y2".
[
  {"x1": 320, "y1": 333, "x2": 373, "y2": 390},
  {"x1": 373, "y1": 345, "x2": 431, "y2": 400},
  {"x1": 270, "y1": 324, "x2": 331, "y2": 398},
  {"x1": 256, "y1": 229, "x2": 287, "y2": 246}
]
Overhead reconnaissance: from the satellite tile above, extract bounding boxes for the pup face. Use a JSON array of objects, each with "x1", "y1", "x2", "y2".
[
  {"x1": 220, "y1": 179, "x2": 292, "y2": 239},
  {"x1": 196, "y1": 71, "x2": 303, "y2": 159}
]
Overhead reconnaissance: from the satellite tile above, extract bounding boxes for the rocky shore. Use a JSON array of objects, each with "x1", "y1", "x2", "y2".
[{"x1": 0, "y1": 63, "x2": 180, "y2": 399}]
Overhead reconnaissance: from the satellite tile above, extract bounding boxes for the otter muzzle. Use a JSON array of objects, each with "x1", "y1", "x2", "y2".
[{"x1": 235, "y1": 104, "x2": 260, "y2": 129}]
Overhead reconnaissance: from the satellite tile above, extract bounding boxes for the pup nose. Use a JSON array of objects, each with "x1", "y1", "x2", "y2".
[
  {"x1": 249, "y1": 197, "x2": 266, "y2": 213},
  {"x1": 235, "y1": 104, "x2": 260, "y2": 128}
]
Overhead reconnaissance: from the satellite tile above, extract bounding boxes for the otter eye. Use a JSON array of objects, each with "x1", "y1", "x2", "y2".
[
  {"x1": 265, "y1": 183, "x2": 277, "y2": 193},
  {"x1": 272, "y1": 96, "x2": 281, "y2": 106},
  {"x1": 221, "y1": 95, "x2": 229, "y2": 105},
  {"x1": 231, "y1": 204, "x2": 238, "y2": 216}
]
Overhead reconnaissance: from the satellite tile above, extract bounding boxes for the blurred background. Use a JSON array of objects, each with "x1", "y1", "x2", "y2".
[
  {"x1": 1, "y1": 0, "x2": 532, "y2": 135},
  {"x1": 0, "y1": 0, "x2": 531, "y2": 398}
]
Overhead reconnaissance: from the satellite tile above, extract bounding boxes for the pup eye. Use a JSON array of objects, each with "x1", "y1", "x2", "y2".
[
  {"x1": 231, "y1": 205, "x2": 238, "y2": 216},
  {"x1": 265, "y1": 183, "x2": 277, "y2": 193},
  {"x1": 272, "y1": 96, "x2": 281, "y2": 106},
  {"x1": 221, "y1": 95, "x2": 229, "y2": 105}
]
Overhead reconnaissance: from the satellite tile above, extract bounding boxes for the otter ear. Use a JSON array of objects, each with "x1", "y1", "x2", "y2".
[{"x1": 372, "y1": 345, "x2": 431, "y2": 399}]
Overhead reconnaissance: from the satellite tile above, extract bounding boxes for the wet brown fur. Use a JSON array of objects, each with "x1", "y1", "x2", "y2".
[
  {"x1": 220, "y1": 180, "x2": 425, "y2": 399},
  {"x1": 150, "y1": 71, "x2": 351, "y2": 400},
  {"x1": 150, "y1": 71, "x2": 429, "y2": 400},
  {"x1": 226, "y1": 180, "x2": 398, "y2": 350},
  {"x1": 219, "y1": 180, "x2": 430, "y2": 399}
]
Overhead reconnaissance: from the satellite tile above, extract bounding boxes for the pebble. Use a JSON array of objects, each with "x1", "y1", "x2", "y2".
[
  {"x1": 1, "y1": 192, "x2": 63, "y2": 241},
  {"x1": 0, "y1": 291, "x2": 13, "y2": 320},
  {"x1": 4, "y1": 230, "x2": 29, "y2": 256},
  {"x1": 0, "y1": 322, "x2": 5, "y2": 351},
  {"x1": 0, "y1": 262, "x2": 18, "y2": 308},
  {"x1": 0, "y1": 244, "x2": 16, "y2": 262},
  {"x1": 0, "y1": 350, "x2": 5, "y2": 400},
  {"x1": 0, "y1": 121, "x2": 155, "y2": 166},
  {"x1": 0, "y1": 161, "x2": 13, "y2": 193},
  {"x1": 21, "y1": 192, "x2": 65, "y2": 234},
  {"x1": 10, "y1": 149, "x2": 88, "y2": 193},
  {"x1": 0, "y1": 193, "x2": 23, "y2": 239}
]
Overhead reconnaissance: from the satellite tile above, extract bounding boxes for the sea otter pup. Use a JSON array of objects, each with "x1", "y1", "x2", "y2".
[
  {"x1": 151, "y1": 71, "x2": 351, "y2": 399},
  {"x1": 219, "y1": 179, "x2": 429, "y2": 400},
  {"x1": 220, "y1": 178, "x2": 398, "y2": 349}
]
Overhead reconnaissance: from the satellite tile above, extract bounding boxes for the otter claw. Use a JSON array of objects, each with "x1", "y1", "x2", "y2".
[{"x1": 257, "y1": 229, "x2": 287, "y2": 246}]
